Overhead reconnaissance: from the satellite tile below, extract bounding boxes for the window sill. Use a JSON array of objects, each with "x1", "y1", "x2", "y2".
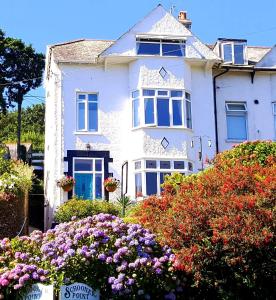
[
  {"x1": 74, "y1": 131, "x2": 102, "y2": 136},
  {"x1": 225, "y1": 139, "x2": 246, "y2": 143},
  {"x1": 131, "y1": 126, "x2": 193, "y2": 132}
]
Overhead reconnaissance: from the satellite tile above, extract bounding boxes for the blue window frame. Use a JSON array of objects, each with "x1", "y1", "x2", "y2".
[{"x1": 77, "y1": 93, "x2": 98, "y2": 132}]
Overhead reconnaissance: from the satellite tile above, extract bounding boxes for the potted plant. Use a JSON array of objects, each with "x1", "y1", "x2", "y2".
[
  {"x1": 57, "y1": 176, "x2": 75, "y2": 192},
  {"x1": 104, "y1": 177, "x2": 119, "y2": 192}
]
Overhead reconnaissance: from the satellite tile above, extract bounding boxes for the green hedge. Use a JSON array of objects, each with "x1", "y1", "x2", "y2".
[{"x1": 54, "y1": 198, "x2": 120, "y2": 223}]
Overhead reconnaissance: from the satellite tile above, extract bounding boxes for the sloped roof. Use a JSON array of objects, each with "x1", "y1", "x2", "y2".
[
  {"x1": 247, "y1": 46, "x2": 271, "y2": 63},
  {"x1": 51, "y1": 39, "x2": 114, "y2": 63}
]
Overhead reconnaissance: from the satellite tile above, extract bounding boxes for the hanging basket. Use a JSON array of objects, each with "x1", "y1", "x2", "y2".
[
  {"x1": 62, "y1": 184, "x2": 73, "y2": 192},
  {"x1": 105, "y1": 185, "x2": 117, "y2": 192}
]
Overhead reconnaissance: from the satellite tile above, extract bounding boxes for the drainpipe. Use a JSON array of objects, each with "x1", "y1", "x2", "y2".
[{"x1": 213, "y1": 68, "x2": 229, "y2": 153}]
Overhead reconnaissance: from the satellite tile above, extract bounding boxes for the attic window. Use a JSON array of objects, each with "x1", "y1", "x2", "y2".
[
  {"x1": 136, "y1": 38, "x2": 185, "y2": 57},
  {"x1": 221, "y1": 42, "x2": 246, "y2": 65}
]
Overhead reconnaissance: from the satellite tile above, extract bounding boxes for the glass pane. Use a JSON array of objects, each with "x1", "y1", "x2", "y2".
[
  {"x1": 227, "y1": 103, "x2": 246, "y2": 111},
  {"x1": 88, "y1": 94, "x2": 97, "y2": 102},
  {"x1": 95, "y1": 160, "x2": 102, "y2": 171},
  {"x1": 135, "y1": 173, "x2": 142, "y2": 197},
  {"x1": 132, "y1": 90, "x2": 139, "y2": 98},
  {"x1": 174, "y1": 161, "x2": 185, "y2": 169},
  {"x1": 95, "y1": 174, "x2": 102, "y2": 199},
  {"x1": 88, "y1": 103, "x2": 98, "y2": 131},
  {"x1": 157, "y1": 98, "x2": 170, "y2": 126},
  {"x1": 135, "y1": 161, "x2": 141, "y2": 170},
  {"x1": 227, "y1": 115, "x2": 247, "y2": 140},
  {"x1": 146, "y1": 160, "x2": 157, "y2": 169},
  {"x1": 75, "y1": 159, "x2": 93, "y2": 171},
  {"x1": 158, "y1": 90, "x2": 168, "y2": 96},
  {"x1": 133, "y1": 99, "x2": 140, "y2": 127},
  {"x1": 185, "y1": 92, "x2": 191, "y2": 100},
  {"x1": 143, "y1": 90, "x2": 155, "y2": 96},
  {"x1": 137, "y1": 42, "x2": 160, "y2": 55},
  {"x1": 75, "y1": 173, "x2": 93, "y2": 200},
  {"x1": 223, "y1": 44, "x2": 232, "y2": 62},
  {"x1": 144, "y1": 98, "x2": 155, "y2": 124},
  {"x1": 146, "y1": 172, "x2": 157, "y2": 195},
  {"x1": 160, "y1": 161, "x2": 171, "y2": 169},
  {"x1": 173, "y1": 100, "x2": 183, "y2": 126},
  {"x1": 171, "y1": 90, "x2": 183, "y2": 97},
  {"x1": 234, "y1": 44, "x2": 244, "y2": 64},
  {"x1": 186, "y1": 100, "x2": 192, "y2": 129},
  {"x1": 78, "y1": 103, "x2": 85, "y2": 130},
  {"x1": 78, "y1": 94, "x2": 86, "y2": 101},
  {"x1": 162, "y1": 43, "x2": 185, "y2": 56}
]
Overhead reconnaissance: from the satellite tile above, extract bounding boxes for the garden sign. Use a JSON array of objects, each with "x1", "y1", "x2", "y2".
[
  {"x1": 23, "y1": 283, "x2": 53, "y2": 300},
  {"x1": 60, "y1": 283, "x2": 100, "y2": 300}
]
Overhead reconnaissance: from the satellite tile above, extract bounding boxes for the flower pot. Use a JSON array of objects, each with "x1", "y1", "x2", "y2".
[
  {"x1": 105, "y1": 185, "x2": 117, "y2": 192},
  {"x1": 62, "y1": 184, "x2": 73, "y2": 192}
]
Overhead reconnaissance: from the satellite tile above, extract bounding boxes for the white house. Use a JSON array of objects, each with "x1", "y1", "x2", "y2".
[{"x1": 44, "y1": 5, "x2": 276, "y2": 228}]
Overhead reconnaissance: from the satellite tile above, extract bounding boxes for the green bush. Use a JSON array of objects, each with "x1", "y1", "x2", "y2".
[
  {"x1": 214, "y1": 140, "x2": 276, "y2": 167},
  {"x1": 54, "y1": 198, "x2": 120, "y2": 223}
]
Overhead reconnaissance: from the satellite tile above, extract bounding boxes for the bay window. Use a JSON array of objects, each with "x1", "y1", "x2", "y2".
[
  {"x1": 226, "y1": 102, "x2": 247, "y2": 141},
  {"x1": 134, "y1": 159, "x2": 193, "y2": 197},
  {"x1": 132, "y1": 89, "x2": 192, "y2": 128},
  {"x1": 77, "y1": 93, "x2": 98, "y2": 132}
]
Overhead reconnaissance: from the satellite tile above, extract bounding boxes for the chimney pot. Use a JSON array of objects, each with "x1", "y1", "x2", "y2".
[{"x1": 178, "y1": 10, "x2": 192, "y2": 30}]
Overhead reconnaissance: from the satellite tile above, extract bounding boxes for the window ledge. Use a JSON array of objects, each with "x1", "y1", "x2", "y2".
[
  {"x1": 74, "y1": 131, "x2": 102, "y2": 136},
  {"x1": 225, "y1": 139, "x2": 246, "y2": 143},
  {"x1": 131, "y1": 126, "x2": 193, "y2": 132}
]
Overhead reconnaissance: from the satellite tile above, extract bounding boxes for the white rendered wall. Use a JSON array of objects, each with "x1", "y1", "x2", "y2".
[{"x1": 216, "y1": 72, "x2": 276, "y2": 151}]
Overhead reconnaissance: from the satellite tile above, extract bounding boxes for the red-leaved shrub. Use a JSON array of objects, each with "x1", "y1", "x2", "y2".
[{"x1": 134, "y1": 141, "x2": 276, "y2": 298}]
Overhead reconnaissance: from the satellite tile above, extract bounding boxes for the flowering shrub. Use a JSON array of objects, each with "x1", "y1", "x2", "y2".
[
  {"x1": 0, "y1": 214, "x2": 184, "y2": 299},
  {"x1": 0, "y1": 147, "x2": 33, "y2": 238},
  {"x1": 57, "y1": 175, "x2": 75, "y2": 188},
  {"x1": 134, "y1": 141, "x2": 276, "y2": 298},
  {"x1": 54, "y1": 198, "x2": 120, "y2": 223}
]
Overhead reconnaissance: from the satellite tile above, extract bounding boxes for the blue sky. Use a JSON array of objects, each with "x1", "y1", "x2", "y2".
[{"x1": 1, "y1": 0, "x2": 275, "y2": 106}]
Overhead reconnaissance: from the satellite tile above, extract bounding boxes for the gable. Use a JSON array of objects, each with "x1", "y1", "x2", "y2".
[
  {"x1": 256, "y1": 46, "x2": 276, "y2": 67},
  {"x1": 101, "y1": 5, "x2": 219, "y2": 61}
]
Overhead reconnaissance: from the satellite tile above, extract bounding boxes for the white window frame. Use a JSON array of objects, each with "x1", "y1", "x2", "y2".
[
  {"x1": 76, "y1": 92, "x2": 99, "y2": 132},
  {"x1": 131, "y1": 89, "x2": 190, "y2": 129},
  {"x1": 226, "y1": 102, "x2": 248, "y2": 141},
  {"x1": 134, "y1": 159, "x2": 193, "y2": 197},
  {"x1": 221, "y1": 42, "x2": 247, "y2": 65},
  {"x1": 136, "y1": 38, "x2": 186, "y2": 57},
  {"x1": 73, "y1": 157, "x2": 104, "y2": 200}
]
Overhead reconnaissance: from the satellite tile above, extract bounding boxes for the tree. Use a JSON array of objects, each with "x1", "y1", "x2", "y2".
[
  {"x1": 0, "y1": 104, "x2": 45, "y2": 150},
  {"x1": 0, "y1": 31, "x2": 45, "y2": 159},
  {"x1": 0, "y1": 29, "x2": 8, "y2": 113}
]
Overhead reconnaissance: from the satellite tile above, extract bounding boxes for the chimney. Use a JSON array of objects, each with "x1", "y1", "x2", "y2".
[{"x1": 178, "y1": 11, "x2": 192, "y2": 30}]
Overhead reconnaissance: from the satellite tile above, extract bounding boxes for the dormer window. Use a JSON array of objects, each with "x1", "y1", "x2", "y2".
[
  {"x1": 136, "y1": 38, "x2": 185, "y2": 57},
  {"x1": 220, "y1": 40, "x2": 246, "y2": 65}
]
